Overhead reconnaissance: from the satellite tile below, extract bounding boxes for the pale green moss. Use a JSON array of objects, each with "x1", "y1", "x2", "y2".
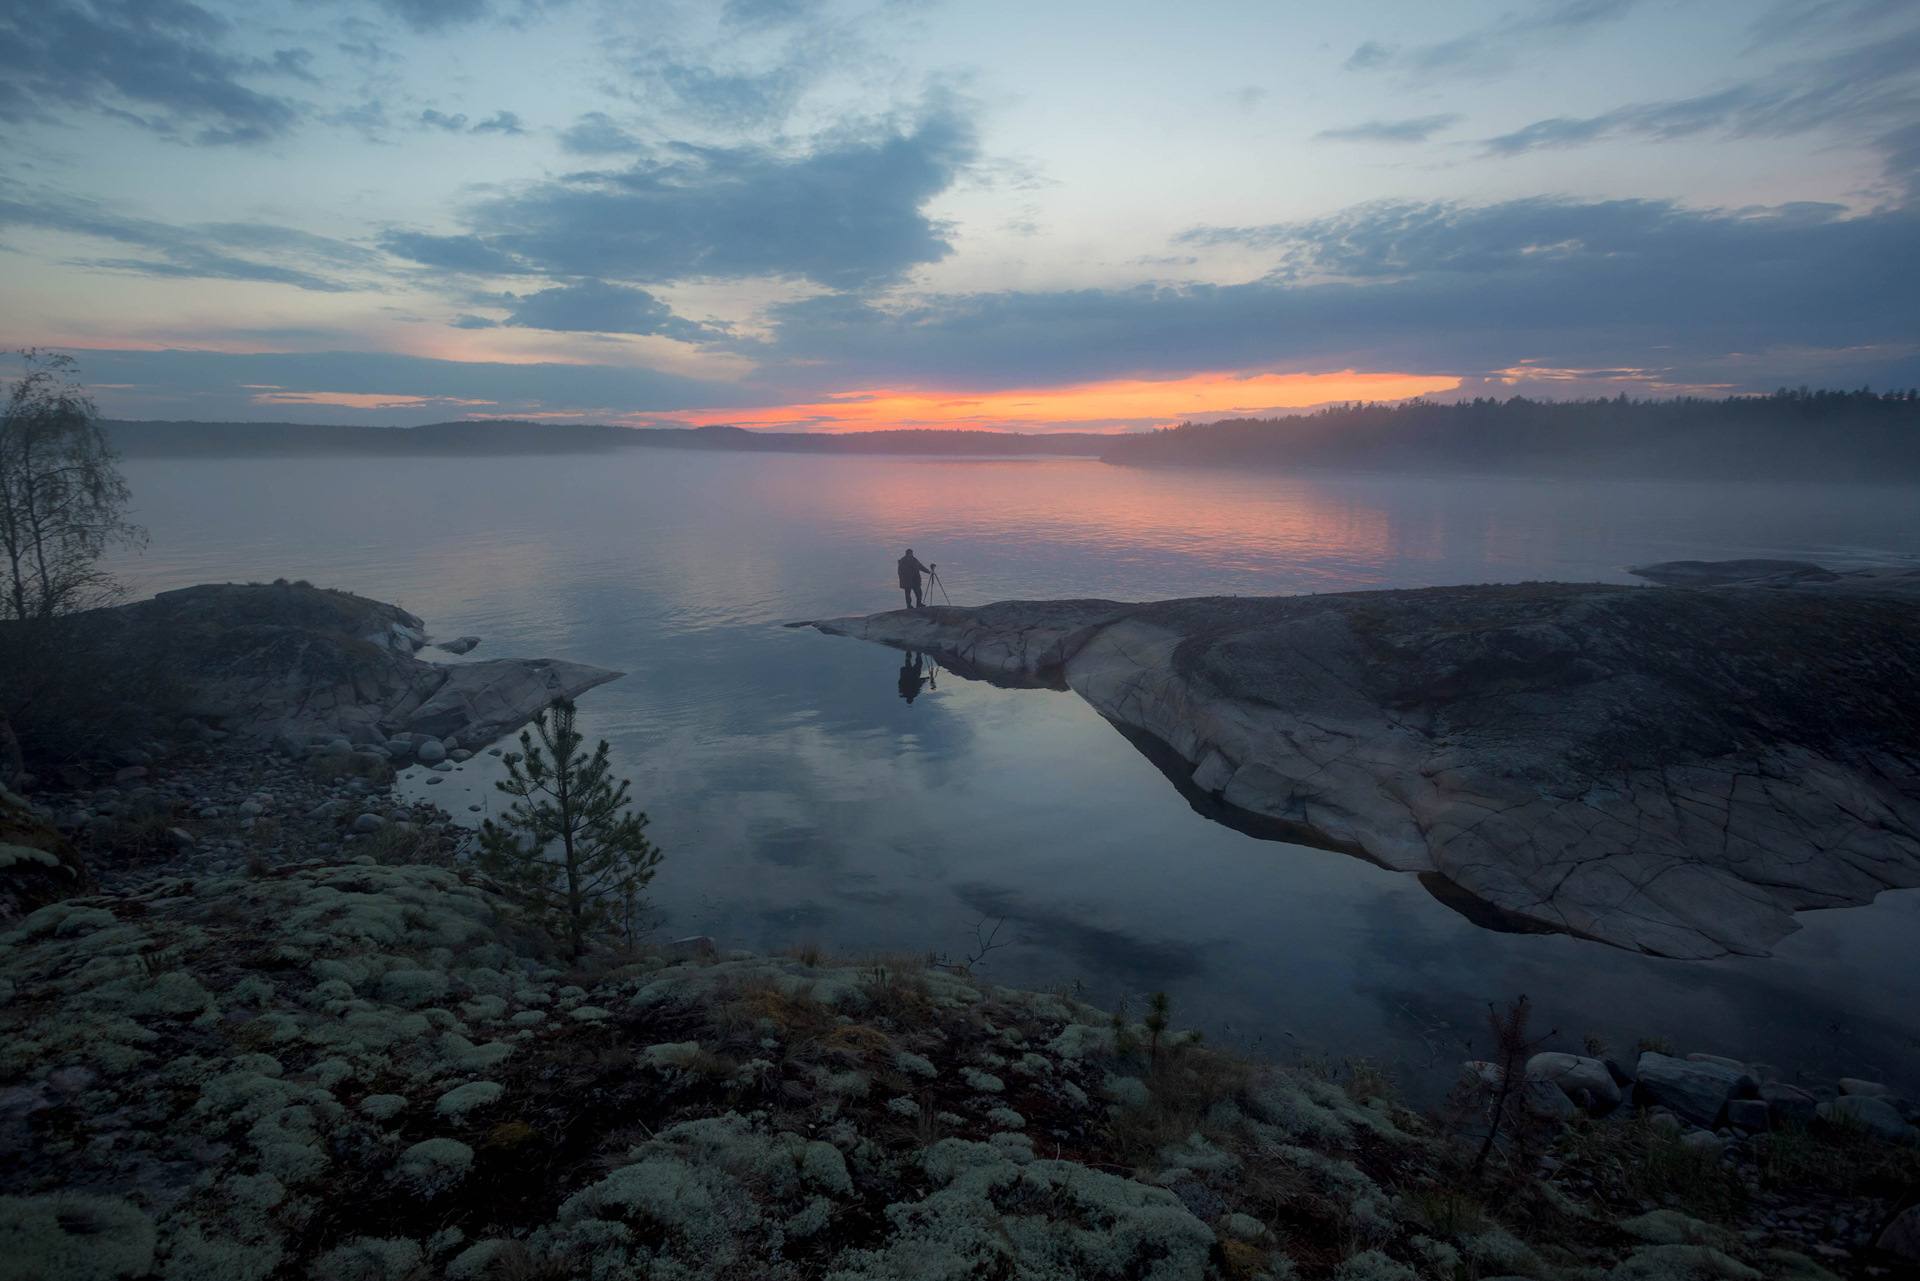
[
  {"x1": 435, "y1": 1081, "x2": 503, "y2": 1116},
  {"x1": 1049, "y1": 1023, "x2": 1116, "y2": 1062},
  {"x1": 1608, "y1": 1244, "x2": 1761, "y2": 1281},
  {"x1": 830, "y1": 1139, "x2": 1214, "y2": 1281},
  {"x1": 359, "y1": 1094, "x2": 408, "y2": 1121},
  {"x1": 394, "y1": 1139, "x2": 474, "y2": 1196},
  {"x1": 0, "y1": 1193, "x2": 155, "y2": 1281},
  {"x1": 1335, "y1": 1249, "x2": 1420, "y2": 1281},
  {"x1": 643, "y1": 1041, "x2": 703, "y2": 1070},
  {"x1": 309, "y1": 1236, "x2": 424, "y2": 1281}
]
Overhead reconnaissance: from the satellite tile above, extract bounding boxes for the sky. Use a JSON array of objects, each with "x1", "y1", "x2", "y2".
[{"x1": 2, "y1": 0, "x2": 1918, "y2": 431}]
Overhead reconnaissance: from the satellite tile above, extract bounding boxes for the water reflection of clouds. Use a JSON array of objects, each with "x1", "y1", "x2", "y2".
[{"x1": 110, "y1": 453, "x2": 1920, "y2": 1098}]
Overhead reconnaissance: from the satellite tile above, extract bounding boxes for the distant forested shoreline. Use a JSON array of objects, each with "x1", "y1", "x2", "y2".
[
  {"x1": 1100, "y1": 389, "x2": 1920, "y2": 481},
  {"x1": 100, "y1": 419, "x2": 1115, "y2": 458},
  {"x1": 102, "y1": 389, "x2": 1920, "y2": 479}
]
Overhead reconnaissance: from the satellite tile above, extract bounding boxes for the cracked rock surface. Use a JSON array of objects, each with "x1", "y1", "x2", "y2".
[{"x1": 811, "y1": 573, "x2": 1920, "y2": 959}]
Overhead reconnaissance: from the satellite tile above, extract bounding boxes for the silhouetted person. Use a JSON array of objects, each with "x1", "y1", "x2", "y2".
[
  {"x1": 898, "y1": 652, "x2": 926, "y2": 703},
  {"x1": 897, "y1": 548, "x2": 931, "y2": 609}
]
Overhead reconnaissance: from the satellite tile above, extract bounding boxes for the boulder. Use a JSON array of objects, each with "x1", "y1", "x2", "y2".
[
  {"x1": 1761, "y1": 1082, "x2": 1818, "y2": 1126},
  {"x1": 1878, "y1": 1204, "x2": 1920, "y2": 1262},
  {"x1": 352, "y1": 813, "x2": 388, "y2": 834},
  {"x1": 1818, "y1": 1096, "x2": 1919, "y2": 1144},
  {"x1": 1526, "y1": 1053, "x2": 1622, "y2": 1113},
  {"x1": 1685, "y1": 1053, "x2": 1748, "y2": 1073},
  {"x1": 416, "y1": 739, "x2": 447, "y2": 765},
  {"x1": 437, "y1": 636, "x2": 482, "y2": 655},
  {"x1": 1637, "y1": 1053, "x2": 1743, "y2": 1127}
]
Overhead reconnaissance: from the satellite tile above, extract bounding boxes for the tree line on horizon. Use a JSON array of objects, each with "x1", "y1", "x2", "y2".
[{"x1": 1098, "y1": 388, "x2": 1920, "y2": 480}]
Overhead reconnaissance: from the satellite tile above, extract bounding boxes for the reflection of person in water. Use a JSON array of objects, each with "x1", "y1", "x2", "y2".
[
  {"x1": 897, "y1": 651, "x2": 928, "y2": 703},
  {"x1": 897, "y1": 548, "x2": 931, "y2": 609}
]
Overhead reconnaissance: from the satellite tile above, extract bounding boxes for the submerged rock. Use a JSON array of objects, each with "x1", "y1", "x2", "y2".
[{"x1": 810, "y1": 570, "x2": 1920, "y2": 958}]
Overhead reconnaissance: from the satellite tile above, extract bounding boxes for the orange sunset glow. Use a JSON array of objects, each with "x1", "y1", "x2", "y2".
[{"x1": 667, "y1": 369, "x2": 1461, "y2": 432}]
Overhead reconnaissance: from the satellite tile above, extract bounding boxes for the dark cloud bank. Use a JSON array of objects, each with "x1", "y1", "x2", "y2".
[{"x1": 748, "y1": 197, "x2": 1920, "y2": 393}]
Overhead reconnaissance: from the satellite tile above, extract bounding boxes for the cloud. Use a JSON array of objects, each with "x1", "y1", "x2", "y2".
[
  {"x1": 1347, "y1": 0, "x2": 1641, "y2": 80},
  {"x1": 1316, "y1": 114, "x2": 1462, "y2": 144},
  {"x1": 1482, "y1": 23, "x2": 1920, "y2": 193},
  {"x1": 381, "y1": 0, "x2": 489, "y2": 32},
  {"x1": 0, "y1": 0, "x2": 298, "y2": 143},
  {"x1": 748, "y1": 197, "x2": 1920, "y2": 393},
  {"x1": 68, "y1": 347, "x2": 779, "y2": 424},
  {"x1": 387, "y1": 105, "x2": 976, "y2": 289},
  {"x1": 0, "y1": 185, "x2": 377, "y2": 291},
  {"x1": 377, "y1": 230, "x2": 527, "y2": 275},
  {"x1": 471, "y1": 110, "x2": 522, "y2": 134},
  {"x1": 559, "y1": 112, "x2": 643, "y2": 154},
  {"x1": 502, "y1": 279, "x2": 719, "y2": 340},
  {"x1": 720, "y1": 0, "x2": 822, "y2": 28},
  {"x1": 420, "y1": 107, "x2": 524, "y2": 134}
]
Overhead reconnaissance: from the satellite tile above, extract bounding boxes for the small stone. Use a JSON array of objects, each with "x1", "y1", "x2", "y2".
[
  {"x1": 1725, "y1": 1099, "x2": 1769, "y2": 1131},
  {"x1": 113, "y1": 765, "x2": 148, "y2": 783},
  {"x1": 431, "y1": 761, "x2": 454, "y2": 773},
  {"x1": 168, "y1": 827, "x2": 195, "y2": 849},
  {"x1": 239, "y1": 801, "x2": 265, "y2": 818},
  {"x1": 1679, "y1": 1130, "x2": 1724, "y2": 1159},
  {"x1": 487, "y1": 748, "x2": 502, "y2": 756},
  {"x1": 449, "y1": 749, "x2": 472, "y2": 762},
  {"x1": 1838, "y1": 1077, "x2": 1889, "y2": 1098},
  {"x1": 425, "y1": 776, "x2": 443, "y2": 785},
  {"x1": 352, "y1": 813, "x2": 387, "y2": 833}
]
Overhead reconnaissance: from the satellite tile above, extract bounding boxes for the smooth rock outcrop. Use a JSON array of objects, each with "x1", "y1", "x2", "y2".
[
  {"x1": 74, "y1": 583, "x2": 621, "y2": 750},
  {"x1": 809, "y1": 574, "x2": 1920, "y2": 958}
]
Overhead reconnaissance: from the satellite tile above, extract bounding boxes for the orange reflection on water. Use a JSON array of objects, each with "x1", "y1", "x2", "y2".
[
  {"x1": 676, "y1": 369, "x2": 1460, "y2": 433},
  {"x1": 738, "y1": 457, "x2": 1430, "y2": 595}
]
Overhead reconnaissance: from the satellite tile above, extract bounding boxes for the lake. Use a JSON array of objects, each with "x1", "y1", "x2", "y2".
[{"x1": 106, "y1": 452, "x2": 1920, "y2": 1097}]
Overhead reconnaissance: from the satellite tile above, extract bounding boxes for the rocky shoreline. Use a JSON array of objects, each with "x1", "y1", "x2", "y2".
[
  {"x1": 4, "y1": 576, "x2": 1920, "y2": 1277},
  {"x1": 1, "y1": 791, "x2": 1917, "y2": 1278},
  {"x1": 807, "y1": 564, "x2": 1920, "y2": 960}
]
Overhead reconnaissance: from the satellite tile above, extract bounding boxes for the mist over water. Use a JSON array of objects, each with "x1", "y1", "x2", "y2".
[{"x1": 107, "y1": 452, "x2": 1920, "y2": 1096}]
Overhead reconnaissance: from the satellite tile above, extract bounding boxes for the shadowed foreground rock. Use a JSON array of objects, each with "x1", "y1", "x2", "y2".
[
  {"x1": 5, "y1": 859, "x2": 1906, "y2": 1279},
  {"x1": 810, "y1": 572, "x2": 1920, "y2": 959},
  {"x1": 76, "y1": 582, "x2": 621, "y2": 749}
]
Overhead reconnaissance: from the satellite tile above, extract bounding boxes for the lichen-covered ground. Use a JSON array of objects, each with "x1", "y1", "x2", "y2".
[{"x1": 1, "y1": 859, "x2": 1914, "y2": 1281}]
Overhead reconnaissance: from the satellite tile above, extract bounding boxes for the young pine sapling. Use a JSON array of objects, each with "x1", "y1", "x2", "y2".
[{"x1": 477, "y1": 697, "x2": 662, "y2": 958}]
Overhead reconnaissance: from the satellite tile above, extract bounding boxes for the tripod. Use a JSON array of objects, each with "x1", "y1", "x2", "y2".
[{"x1": 928, "y1": 567, "x2": 952, "y2": 606}]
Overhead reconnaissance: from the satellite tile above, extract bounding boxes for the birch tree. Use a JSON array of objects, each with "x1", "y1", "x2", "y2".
[{"x1": 0, "y1": 351, "x2": 144, "y2": 622}]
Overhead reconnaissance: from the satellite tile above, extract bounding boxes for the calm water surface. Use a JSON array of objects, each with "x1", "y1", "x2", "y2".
[{"x1": 107, "y1": 453, "x2": 1920, "y2": 1096}]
